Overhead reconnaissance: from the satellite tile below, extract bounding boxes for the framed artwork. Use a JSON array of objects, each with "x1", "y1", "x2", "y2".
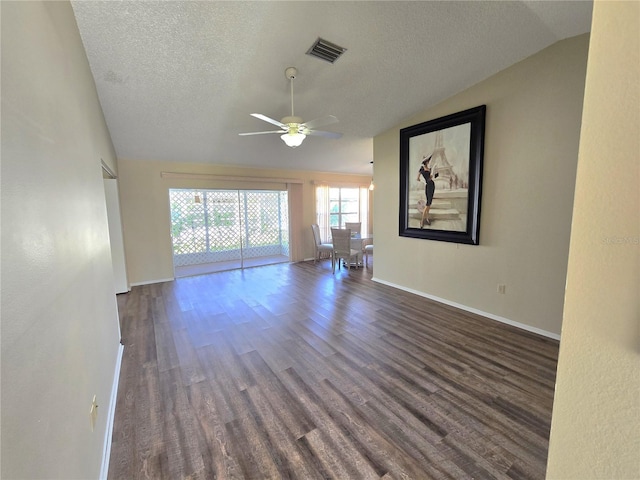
[{"x1": 399, "y1": 105, "x2": 486, "y2": 245}]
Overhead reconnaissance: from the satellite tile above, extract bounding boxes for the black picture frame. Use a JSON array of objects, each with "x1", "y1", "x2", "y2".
[{"x1": 399, "y1": 105, "x2": 486, "y2": 245}]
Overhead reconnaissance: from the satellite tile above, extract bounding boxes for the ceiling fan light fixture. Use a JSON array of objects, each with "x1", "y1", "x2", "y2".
[{"x1": 281, "y1": 132, "x2": 306, "y2": 148}]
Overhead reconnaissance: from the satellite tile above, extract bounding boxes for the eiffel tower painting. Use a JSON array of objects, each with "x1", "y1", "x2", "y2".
[
  {"x1": 404, "y1": 114, "x2": 478, "y2": 233},
  {"x1": 400, "y1": 105, "x2": 485, "y2": 244},
  {"x1": 428, "y1": 131, "x2": 460, "y2": 190}
]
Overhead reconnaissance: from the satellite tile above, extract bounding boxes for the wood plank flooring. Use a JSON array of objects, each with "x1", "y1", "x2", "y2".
[{"x1": 109, "y1": 260, "x2": 559, "y2": 479}]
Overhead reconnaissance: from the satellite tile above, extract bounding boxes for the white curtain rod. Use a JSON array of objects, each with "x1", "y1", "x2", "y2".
[
  {"x1": 160, "y1": 172, "x2": 304, "y2": 184},
  {"x1": 311, "y1": 179, "x2": 370, "y2": 188}
]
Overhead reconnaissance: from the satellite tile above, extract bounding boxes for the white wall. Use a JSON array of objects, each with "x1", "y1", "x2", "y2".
[
  {"x1": 373, "y1": 34, "x2": 589, "y2": 337},
  {"x1": 546, "y1": 1, "x2": 640, "y2": 477},
  {"x1": 1, "y1": 2, "x2": 121, "y2": 478}
]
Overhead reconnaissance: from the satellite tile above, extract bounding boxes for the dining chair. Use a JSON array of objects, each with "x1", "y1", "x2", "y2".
[
  {"x1": 364, "y1": 243, "x2": 374, "y2": 267},
  {"x1": 311, "y1": 224, "x2": 333, "y2": 267},
  {"x1": 330, "y1": 228, "x2": 360, "y2": 273},
  {"x1": 344, "y1": 222, "x2": 362, "y2": 236}
]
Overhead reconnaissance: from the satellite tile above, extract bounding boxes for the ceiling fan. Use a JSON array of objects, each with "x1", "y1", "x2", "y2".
[{"x1": 239, "y1": 67, "x2": 342, "y2": 148}]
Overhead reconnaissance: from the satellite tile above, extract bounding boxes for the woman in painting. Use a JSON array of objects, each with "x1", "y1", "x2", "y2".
[{"x1": 417, "y1": 155, "x2": 438, "y2": 228}]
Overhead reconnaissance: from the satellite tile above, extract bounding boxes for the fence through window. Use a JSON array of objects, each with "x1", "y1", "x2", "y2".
[{"x1": 170, "y1": 189, "x2": 289, "y2": 275}]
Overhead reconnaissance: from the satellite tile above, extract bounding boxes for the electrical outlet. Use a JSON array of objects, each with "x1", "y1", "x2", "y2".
[
  {"x1": 89, "y1": 395, "x2": 98, "y2": 432},
  {"x1": 497, "y1": 284, "x2": 506, "y2": 294}
]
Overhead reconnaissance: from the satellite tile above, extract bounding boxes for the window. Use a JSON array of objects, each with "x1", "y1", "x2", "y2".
[
  {"x1": 329, "y1": 187, "x2": 360, "y2": 228},
  {"x1": 316, "y1": 185, "x2": 369, "y2": 242}
]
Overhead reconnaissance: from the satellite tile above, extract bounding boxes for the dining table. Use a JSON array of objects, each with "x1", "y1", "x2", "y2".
[{"x1": 347, "y1": 233, "x2": 373, "y2": 268}]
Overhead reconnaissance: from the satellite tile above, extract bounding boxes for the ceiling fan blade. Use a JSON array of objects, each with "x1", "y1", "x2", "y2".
[
  {"x1": 239, "y1": 130, "x2": 284, "y2": 136},
  {"x1": 306, "y1": 130, "x2": 343, "y2": 139},
  {"x1": 250, "y1": 113, "x2": 286, "y2": 129},
  {"x1": 301, "y1": 115, "x2": 339, "y2": 130}
]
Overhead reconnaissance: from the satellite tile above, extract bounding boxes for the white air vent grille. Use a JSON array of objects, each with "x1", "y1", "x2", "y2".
[{"x1": 306, "y1": 38, "x2": 346, "y2": 64}]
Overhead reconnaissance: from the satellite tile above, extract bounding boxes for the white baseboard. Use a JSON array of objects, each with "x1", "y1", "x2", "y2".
[
  {"x1": 129, "y1": 277, "x2": 174, "y2": 287},
  {"x1": 372, "y1": 277, "x2": 560, "y2": 341},
  {"x1": 99, "y1": 342, "x2": 124, "y2": 480},
  {"x1": 304, "y1": 257, "x2": 330, "y2": 262}
]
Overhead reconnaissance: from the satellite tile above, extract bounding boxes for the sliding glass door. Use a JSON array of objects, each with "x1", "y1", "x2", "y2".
[{"x1": 170, "y1": 189, "x2": 289, "y2": 275}]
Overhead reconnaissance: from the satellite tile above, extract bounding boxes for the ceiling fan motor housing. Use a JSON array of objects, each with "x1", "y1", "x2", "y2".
[{"x1": 281, "y1": 116, "x2": 302, "y2": 126}]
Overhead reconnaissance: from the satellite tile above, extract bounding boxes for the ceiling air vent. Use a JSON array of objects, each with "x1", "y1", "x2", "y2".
[{"x1": 306, "y1": 38, "x2": 347, "y2": 64}]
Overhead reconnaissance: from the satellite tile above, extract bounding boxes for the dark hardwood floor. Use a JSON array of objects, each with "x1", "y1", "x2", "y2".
[{"x1": 109, "y1": 259, "x2": 559, "y2": 479}]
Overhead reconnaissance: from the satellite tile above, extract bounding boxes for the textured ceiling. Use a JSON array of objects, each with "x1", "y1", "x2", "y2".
[{"x1": 71, "y1": 1, "x2": 592, "y2": 175}]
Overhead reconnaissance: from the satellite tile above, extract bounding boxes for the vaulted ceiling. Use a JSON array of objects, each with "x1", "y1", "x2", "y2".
[{"x1": 71, "y1": 1, "x2": 592, "y2": 175}]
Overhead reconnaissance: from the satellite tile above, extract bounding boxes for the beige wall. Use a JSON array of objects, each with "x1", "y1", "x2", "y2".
[
  {"x1": 1, "y1": 2, "x2": 121, "y2": 478},
  {"x1": 373, "y1": 34, "x2": 590, "y2": 337},
  {"x1": 117, "y1": 158, "x2": 371, "y2": 285},
  {"x1": 547, "y1": 1, "x2": 640, "y2": 477}
]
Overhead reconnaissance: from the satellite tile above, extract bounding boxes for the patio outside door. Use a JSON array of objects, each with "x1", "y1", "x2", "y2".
[{"x1": 170, "y1": 189, "x2": 289, "y2": 276}]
